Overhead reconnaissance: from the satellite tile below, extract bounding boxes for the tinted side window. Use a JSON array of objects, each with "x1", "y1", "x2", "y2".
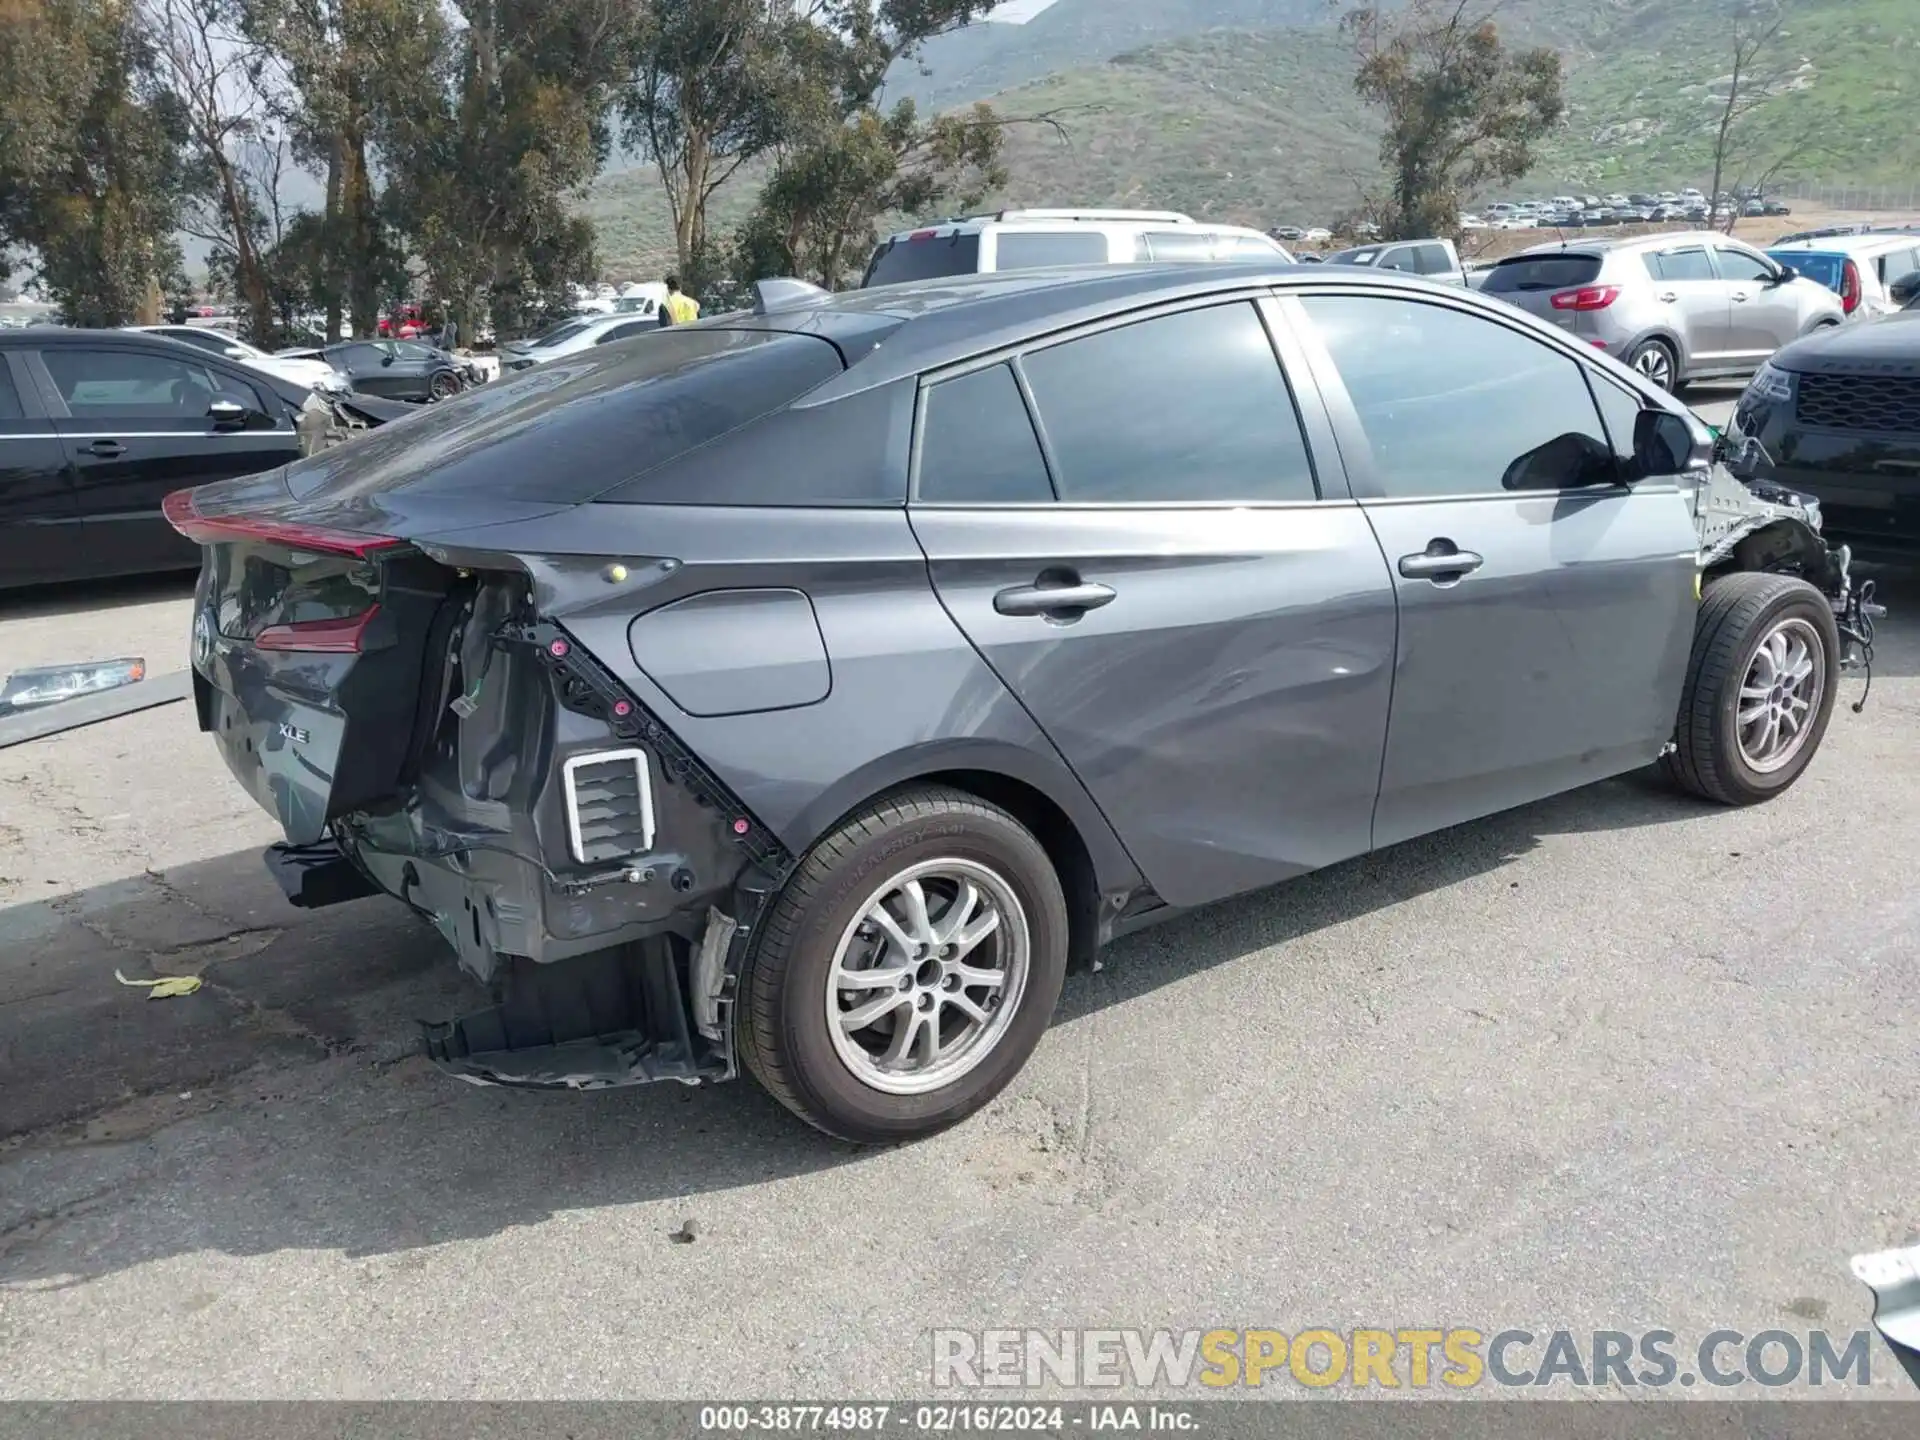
[
  {"x1": 1715, "y1": 248, "x2": 1774, "y2": 283},
  {"x1": 1144, "y1": 230, "x2": 1219, "y2": 263},
  {"x1": 1412, "y1": 243, "x2": 1453, "y2": 274},
  {"x1": 1650, "y1": 248, "x2": 1716, "y2": 282},
  {"x1": 1590, "y1": 375, "x2": 1645, "y2": 465},
  {"x1": 918, "y1": 364, "x2": 1053, "y2": 504},
  {"x1": 993, "y1": 231, "x2": 1111, "y2": 272},
  {"x1": 0, "y1": 362, "x2": 22, "y2": 420},
  {"x1": 1020, "y1": 302, "x2": 1317, "y2": 504},
  {"x1": 42, "y1": 348, "x2": 224, "y2": 417},
  {"x1": 1301, "y1": 295, "x2": 1615, "y2": 497},
  {"x1": 1377, "y1": 248, "x2": 1421, "y2": 273}
]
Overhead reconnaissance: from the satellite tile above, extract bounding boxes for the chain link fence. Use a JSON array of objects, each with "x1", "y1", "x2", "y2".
[{"x1": 1771, "y1": 181, "x2": 1920, "y2": 214}]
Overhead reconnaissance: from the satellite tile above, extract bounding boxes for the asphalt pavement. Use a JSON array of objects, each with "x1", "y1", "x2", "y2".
[{"x1": 1, "y1": 464, "x2": 1917, "y2": 1400}]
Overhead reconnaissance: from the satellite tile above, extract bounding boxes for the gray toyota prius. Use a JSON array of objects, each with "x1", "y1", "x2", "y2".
[{"x1": 165, "y1": 263, "x2": 1867, "y2": 1141}]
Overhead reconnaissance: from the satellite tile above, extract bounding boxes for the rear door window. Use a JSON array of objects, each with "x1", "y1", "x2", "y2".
[
  {"x1": 917, "y1": 364, "x2": 1053, "y2": 504},
  {"x1": 1411, "y1": 243, "x2": 1454, "y2": 275},
  {"x1": 1018, "y1": 302, "x2": 1318, "y2": 504},
  {"x1": 1481, "y1": 255, "x2": 1604, "y2": 294},
  {"x1": 0, "y1": 362, "x2": 23, "y2": 420},
  {"x1": 992, "y1": 230, "x2": 1111, "y2": 272},
  {"x1": 863, "y1": 233, "x2": 982, "y2": 287}
]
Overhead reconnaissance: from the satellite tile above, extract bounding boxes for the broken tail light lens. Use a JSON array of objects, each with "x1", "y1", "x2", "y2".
[{"x1": 254, "y1": 608, "x2": 382, "y2": 654}]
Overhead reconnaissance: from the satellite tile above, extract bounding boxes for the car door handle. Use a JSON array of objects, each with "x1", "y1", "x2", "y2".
[
  {"x1": 993, "y1": 579, "x2": 1117, "y2": 618},
  {"x1": 1398, "y1": 544, "x2": 1484, "y2": 582},
  {"x1": 1732, "y1": 292, "x2": 1751, "y2": 302},
  {"x1": 86, "y1": 440, "x2": 125, "y2": 458},
  {"x1": 1658, "y1": 291, "x2": 1678, "y2": 303}
]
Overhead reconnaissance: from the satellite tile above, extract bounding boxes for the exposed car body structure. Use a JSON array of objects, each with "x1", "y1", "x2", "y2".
[{"x1": 167, "y1": 265, "x2": 1877, "y2": 1141}]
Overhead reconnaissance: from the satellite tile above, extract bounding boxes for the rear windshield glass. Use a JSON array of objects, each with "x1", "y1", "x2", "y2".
[
  {"x1": 864, "y1": 233, "x2": 982, "y2": 287},
  {"x1": 1481, "y1": 254, "x2": 1603, "y2": 293},
  {"x1": 283, "y1": 328, "x2": 844, "y2": 504},
  {"x1": 1771, "y1": 251, "x2": 1844, "y2": 292}
]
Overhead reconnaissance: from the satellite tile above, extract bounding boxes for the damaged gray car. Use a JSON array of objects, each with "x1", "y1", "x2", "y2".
[{"x1": 164, "y1": 264, "x2": 1880, "y2": 1141}]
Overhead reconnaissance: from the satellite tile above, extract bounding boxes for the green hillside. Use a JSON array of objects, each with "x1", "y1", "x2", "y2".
[{"x1": 583, "y1": 0, "x2": 1915, "y2": 276}]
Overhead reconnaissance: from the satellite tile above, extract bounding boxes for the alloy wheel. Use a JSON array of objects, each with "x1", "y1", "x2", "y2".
[
  {"x1": 1633, "y1": 343, "x2": 1675, "y2": 390},
  {"x1": 1737, "y1": 616, "x2": 1826, "y2": 774},
  {"x1": 824, "y1": 859, "x2": 1030, "y2": 1096}
]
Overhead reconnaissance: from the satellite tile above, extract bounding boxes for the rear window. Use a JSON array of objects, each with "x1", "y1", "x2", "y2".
[
  {"x1": 283, "y1": 328, "x2": 844, "y2": 504},
  {"x1": 863, "y1": 233, "x2": 982, "y2": 287},
  {"x1": 1771, "y1": 251, "x2": 1844, "y2": 293},
  {"x1": 1481, "y1": 254, "x2": 1603, "y2": 294}
]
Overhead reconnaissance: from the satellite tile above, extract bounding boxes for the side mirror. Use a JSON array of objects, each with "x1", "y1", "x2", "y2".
[
  {"x1": 1772, "y1": 264, "x2": 1797, "y2": 285},
  {"x1": 1630, "y1": 407, "x2": 1709, "y2": 480},
  {"x1": 208, "y1": 394, "x2": 258, "y2": 430}
]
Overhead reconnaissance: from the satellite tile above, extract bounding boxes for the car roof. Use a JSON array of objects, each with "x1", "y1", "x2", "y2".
[
  {"x1": 1515, "y1": 229, "x2": 1744, "y2": 258},
  {"x1": 721, "y1": 261, "x2": 1509, "y2": 397},
  {"x1": 1771, "y1": 233, "x2": 1920, "y2": 254}
]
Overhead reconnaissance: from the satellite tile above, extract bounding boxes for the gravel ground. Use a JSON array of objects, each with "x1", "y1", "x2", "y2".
[{"x1": 1, "y1": 458, "x2": 1916, "y2": 1401}]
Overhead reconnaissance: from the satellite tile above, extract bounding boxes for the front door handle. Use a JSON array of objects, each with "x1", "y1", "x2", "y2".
[
  {"x1": 1398, "y1": 542, "x2": 1484, "y2": 583},
  {"x1": 87, "y1": 439, "x2": 125, "y2": 458},
  {"x1": 1732, "y1": 292, "x2": 1752, "y2": 303},
  {"x1": 994, "y1": 577, "x2": 1117, "y2": 618},
  {"x1": 1658, "y1": 291, "x2": 1678, "y2": 303}
]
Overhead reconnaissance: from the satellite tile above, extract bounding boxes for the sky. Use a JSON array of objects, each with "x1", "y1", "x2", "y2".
[{"x1": 986, "y1": 0, "x2": 1061, "y2": 21}]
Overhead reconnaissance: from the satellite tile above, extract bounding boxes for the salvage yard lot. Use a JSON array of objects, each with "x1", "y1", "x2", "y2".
[{"x1": 2, "y1": 549, "x2": 1918, "y2": 1398}]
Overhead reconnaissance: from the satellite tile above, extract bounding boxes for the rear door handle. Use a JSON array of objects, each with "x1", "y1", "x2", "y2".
[
  {"x1": 87, "y1": 440, "x2": 125, "y2": 458},
  {"x1": 1732, "y1": 292, "x2": 1751, "y2": 303},
  {"x1": 994, "y1": 579, "x2": 1116, "y2": 618},
  {"x1": 1657, "y1": 291, "x2": 1678, "y2": 303},
  {"x1": 1398, "y1": 544, "x2": 1484, "y2": 582}
]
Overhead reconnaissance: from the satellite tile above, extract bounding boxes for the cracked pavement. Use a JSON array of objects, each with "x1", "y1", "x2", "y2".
[{"x1": 2, "y1": 549, "x2": 1918, "y2": 1400}]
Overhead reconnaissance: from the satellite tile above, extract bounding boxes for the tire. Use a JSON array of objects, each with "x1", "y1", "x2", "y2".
[
  {"x1": 1660, "y1": 571, "x2": 1839, "y2": 806},
  {"x1": 1626, "y1": 337, "x2": 1678, "y2": 392},
  {"x1": 428, "y1": 371, "x2": 462, "y2": 401},
  {"x1": 736, "y1": 786, "x2": 1069, "y2": 1143}
]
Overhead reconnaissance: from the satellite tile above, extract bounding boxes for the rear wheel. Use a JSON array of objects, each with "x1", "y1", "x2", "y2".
[
  {"x1": 428, "y1": 370, "x2": 462, "y2": 401},
  {"x1": 1626, "y1": 337, "x2": 1678, "y2": 391},
  {"x1": 1660, "y1": 571, "x2": 1839, "y2": 805},
  {"x1": 737, "y1": 786, "x2": 1069, "y2": 1142}
]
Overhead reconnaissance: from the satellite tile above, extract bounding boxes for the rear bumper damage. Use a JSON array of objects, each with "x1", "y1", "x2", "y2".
[{"x1": 260, "y1": 610, "x2": 794, "y2": 1092}]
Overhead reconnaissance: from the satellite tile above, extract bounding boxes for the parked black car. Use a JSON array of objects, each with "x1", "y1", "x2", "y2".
[
  {"x1": 1, "y1": 329, "x2": 308, "y2": 587},
  {"x1": 164, "y1": 265, "x2": 1868, "y2": 1141},
  {"x1": 1729, "y1": 296, "x2": 1920, "y2": 548},
  {"x1": 291, "y1": 339, "x2": 472, "y2": 402}
]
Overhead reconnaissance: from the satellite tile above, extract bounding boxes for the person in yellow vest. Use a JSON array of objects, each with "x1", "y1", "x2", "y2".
[{"x1": 659, "y1": 275, "x2": 701, "y2": 326}]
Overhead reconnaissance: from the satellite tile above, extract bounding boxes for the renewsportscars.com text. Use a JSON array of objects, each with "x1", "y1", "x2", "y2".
[{"x1": 930, "y1": 1328, "x2": 1876, "y2": 1390}]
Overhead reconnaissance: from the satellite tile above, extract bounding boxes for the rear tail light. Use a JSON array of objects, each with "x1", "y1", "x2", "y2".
[
  {"x1": 162, "y1": 488, "x2": 402, "y2": 558},
  {"x1": 1840, "y1": 259, "x2": 1861, "y2": 315},
  {"x1": 255, "y1": 608, "x2": 381, "y2": 654},
  {"x1": 1551, "y1": 285, "x2": 1622, "y2": 311}
]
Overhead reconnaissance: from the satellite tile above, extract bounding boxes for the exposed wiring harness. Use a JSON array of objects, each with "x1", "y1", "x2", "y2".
[{"x1": 1837, "y1": 576, "x2": 1880, "y2": 714}]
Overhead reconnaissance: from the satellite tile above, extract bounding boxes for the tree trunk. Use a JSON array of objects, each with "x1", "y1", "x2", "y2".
[{"x1": 214, "y1": 150, "x2": 275, "y2": 343}]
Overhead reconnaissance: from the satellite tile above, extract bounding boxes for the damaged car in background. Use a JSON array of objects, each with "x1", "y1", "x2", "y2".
[{"x1": 164, "y1": 266, "x2": 1881, "y2": 1142}]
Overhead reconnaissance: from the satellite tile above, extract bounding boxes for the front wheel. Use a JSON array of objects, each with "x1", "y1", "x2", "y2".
[
  {"x1": 1661, "y1": 571, "x2": 1840, "y2": 805},
  {"x1": 428, "y1": 370, "x2": 462, "y2": 401},
  {"x1": 736, "y1": 786, "x2": 1069, "y2": 1142}
]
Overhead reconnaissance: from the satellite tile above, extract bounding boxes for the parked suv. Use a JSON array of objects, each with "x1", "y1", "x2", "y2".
[
  {"x1": 1324, "y1": 238, "x2": 1466, "y2": 286},
  {"x1": 163, "y1": 265, "x2": 1872, "y2": 1141},
  {"x1": 1768, "y1": 231, "x2": 1920, "y2": 323},
  {"x1": 861, "y1": 209, "x2": 1293, "y2": 287},
  {"x1": 1480, "y1": 232, "x2": 1844, "y2": 390}
]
